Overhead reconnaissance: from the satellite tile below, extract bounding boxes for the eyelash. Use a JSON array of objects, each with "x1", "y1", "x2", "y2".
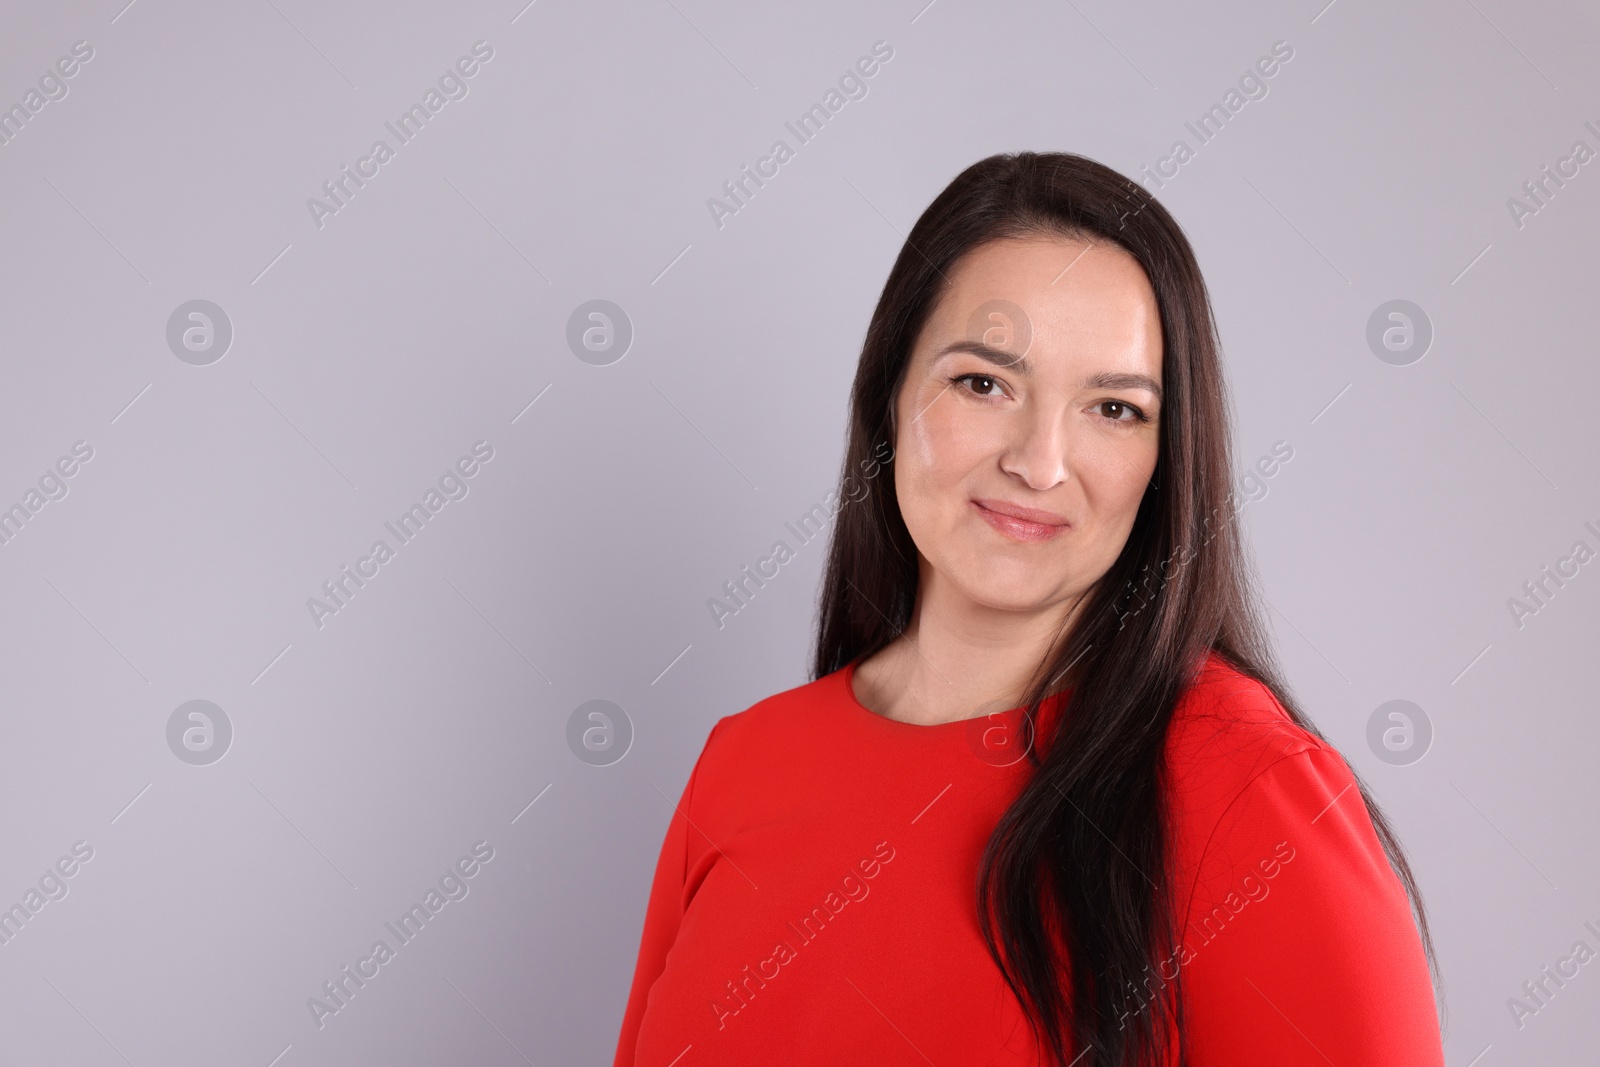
[{"x1": 949, "y1": 374, "x2": 1152, "y2": 424}]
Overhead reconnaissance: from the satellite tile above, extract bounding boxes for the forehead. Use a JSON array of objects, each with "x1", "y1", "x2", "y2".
[{"x1": 919, "y1": 235, "x2": 1164, "y2": 376}]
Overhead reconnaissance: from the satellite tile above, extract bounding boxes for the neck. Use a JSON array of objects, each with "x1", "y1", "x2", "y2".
[{"x1": 854, "y1": 565, "x2": 1085, "y2": 726}]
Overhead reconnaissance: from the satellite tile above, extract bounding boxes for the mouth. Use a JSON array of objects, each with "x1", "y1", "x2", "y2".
[{"x1": 971, "y1": 499, "x2": 1070, "y2": 544}]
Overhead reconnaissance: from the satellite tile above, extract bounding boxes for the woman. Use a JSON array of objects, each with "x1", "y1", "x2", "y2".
[{"x1": 612, "y1": 152, "x2": 1445, "y2": 1066}]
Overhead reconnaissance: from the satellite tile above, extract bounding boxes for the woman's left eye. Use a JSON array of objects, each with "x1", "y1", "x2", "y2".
[{"x1": 1094, "y1": 400, "x2": 1147, "y2": 423}]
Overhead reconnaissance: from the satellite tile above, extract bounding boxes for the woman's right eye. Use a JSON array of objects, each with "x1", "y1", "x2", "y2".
[{"x1": 952, "y1": 373, "x2": 1006, "y2": 398}]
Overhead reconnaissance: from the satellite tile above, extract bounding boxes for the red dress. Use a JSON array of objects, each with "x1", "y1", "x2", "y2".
[{"x1": 612, "y1": 652, "x2": 1445, "y2": 1065}]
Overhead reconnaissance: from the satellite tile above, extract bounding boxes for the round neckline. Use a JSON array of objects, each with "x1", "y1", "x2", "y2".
[{"x1": 841, "y1": 658, "x2": 1056, "y2": 731}]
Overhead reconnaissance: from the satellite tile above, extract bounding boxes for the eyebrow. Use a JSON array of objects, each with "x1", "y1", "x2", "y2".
[{"x1": 934, "y1": 341, "x2": 1164, "y2": 404}]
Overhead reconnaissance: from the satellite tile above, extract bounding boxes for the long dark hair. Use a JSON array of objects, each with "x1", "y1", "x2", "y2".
[{"x1": 811, "y1": 151, "x2": 1439, "y2": 1066}]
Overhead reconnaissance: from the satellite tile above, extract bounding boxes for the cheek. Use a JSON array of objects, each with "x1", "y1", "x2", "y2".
[
  {"x1": 899, "y1": 392, "x2": 994, "y2": 491},
  {"x1": 894, "y1": 390, "x2": 991, "y2": 545},
  {"x1": 892, "y1": 424, "x2": 943, "y2": 537},
  {"x1": 1074, "y1": 434, "x2": 1158, "y2": 528}
]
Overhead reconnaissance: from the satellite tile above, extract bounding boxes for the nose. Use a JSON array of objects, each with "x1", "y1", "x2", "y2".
[{"x1": 997, "y1": 404, "x2": 1069, "y2": 490}]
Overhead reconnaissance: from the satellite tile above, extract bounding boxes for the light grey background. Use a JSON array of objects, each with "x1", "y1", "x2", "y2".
[{"x1": 1, "y1": 0, "x2": 1596, "y2": 1064}]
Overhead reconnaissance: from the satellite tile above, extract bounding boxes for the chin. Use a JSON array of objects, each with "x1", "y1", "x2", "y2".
[
  {"x1": 952, "y1": 562, "x2": 1075, "y2": 615},
  {"x1": 971, "y1": 590, "x2": 1060, "y2": 614}
]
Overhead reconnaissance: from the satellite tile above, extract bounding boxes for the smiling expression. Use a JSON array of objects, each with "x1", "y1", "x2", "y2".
[{"x1": 891, "y1": 234, "x2": 1165, "y2": 617}]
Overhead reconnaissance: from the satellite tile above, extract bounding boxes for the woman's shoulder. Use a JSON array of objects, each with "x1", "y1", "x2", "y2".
[
  {"x1": 706, "y1": 667, "x2": 849, "y2": 740},
  {"x1": 1160, "y1": 657, "x2": 1442, "y2": 1064},
  {"x1": 685, "y1": 668, "x2": 853, "y2": 791},
  {"x1": 1161, "y1": 652, "x2": 1389, "y2": 924},
  {"x1": 1163, "y1": 651, "x2": 1339, "y2": 824}
]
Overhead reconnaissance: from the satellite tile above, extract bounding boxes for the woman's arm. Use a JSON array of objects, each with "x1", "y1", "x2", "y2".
[
  {"x1": 1178, "y1": 745, "x2": 1445, "y2": 1065},
  {"x1": 611, "y1": 720, "x2": 722, "y2": 1067}
]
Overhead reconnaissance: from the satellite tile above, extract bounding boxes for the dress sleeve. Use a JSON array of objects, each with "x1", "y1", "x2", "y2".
[
  {"x1": 1179, "y1": 745, "x2": 1445, "y2": 1066},
  {"x1": 611, "y1": 719, "x2": 722, "y2": 1067}
]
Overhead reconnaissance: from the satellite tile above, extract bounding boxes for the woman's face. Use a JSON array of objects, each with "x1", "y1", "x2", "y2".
[{"x1": 892, "y1": 234, "x2": 1164, "y2": 619}]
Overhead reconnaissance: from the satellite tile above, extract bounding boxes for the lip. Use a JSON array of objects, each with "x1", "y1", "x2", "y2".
[{"x1": 971, "y1": 498, "x2": 1070, "y2": 543}]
